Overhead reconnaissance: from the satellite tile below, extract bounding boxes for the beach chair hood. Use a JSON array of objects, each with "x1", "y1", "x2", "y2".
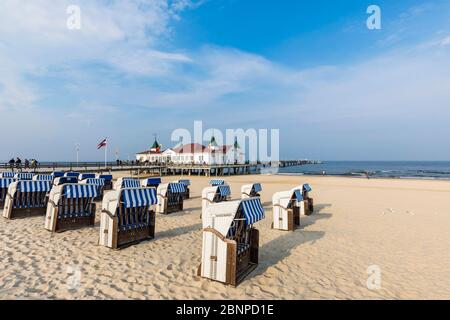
[
  {"x1": 33, "y1": 174, "x2": 53, "y2": 181},
  {"x1": 14, "y1": 172, "x2": 35, "y2": 180},
  {"x1": 1, "y1": 172, "x2": 15, "y2": 178},
  {"x1": 102, "y1": 187, "x2": 157, "y2": 217}
]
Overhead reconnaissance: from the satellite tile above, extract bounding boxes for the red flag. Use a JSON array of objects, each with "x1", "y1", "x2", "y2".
[{"x1": 97, "y1": 138, "x2": 107, "y2": 149}]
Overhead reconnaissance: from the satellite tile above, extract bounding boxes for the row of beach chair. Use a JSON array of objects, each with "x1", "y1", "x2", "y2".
[{"x1": 0, "y1": 172, "x2": 314, "y2": 287}]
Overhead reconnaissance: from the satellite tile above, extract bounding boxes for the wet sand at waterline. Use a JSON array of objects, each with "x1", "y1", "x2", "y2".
[{"x1": 1, "y1": 174, "x2": 450, "y2": 299}]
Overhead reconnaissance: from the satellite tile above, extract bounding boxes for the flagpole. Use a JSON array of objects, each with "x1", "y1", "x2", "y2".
[{"x1": 105, "y1": 138, "x2": 108, "y2": 169}]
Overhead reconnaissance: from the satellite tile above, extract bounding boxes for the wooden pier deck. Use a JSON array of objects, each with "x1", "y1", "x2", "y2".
[{"x1": 0, "y1": 160, "x2": 321, "y2": 177}]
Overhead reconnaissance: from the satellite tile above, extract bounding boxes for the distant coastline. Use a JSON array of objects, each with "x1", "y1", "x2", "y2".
[{"x1": 277, "y1": 161, "x2": 450, "y2": 180}]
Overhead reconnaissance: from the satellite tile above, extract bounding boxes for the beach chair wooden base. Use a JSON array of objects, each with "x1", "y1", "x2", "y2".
[
  {"x1": 304, "y1": 198, "x2": 314, "y2": 215},
  {"x1": 161, "y1": 201, "x2": 183, "y2": 214},
  {"x1": 116, "y1": 225, "x2": 155, "y2": 250},
  {"x1": 9, "y1": 207, "x2": 47, "y2": 219},
  {"x1": 55, "y1": 215, "x2": 96, "y2": 233}
]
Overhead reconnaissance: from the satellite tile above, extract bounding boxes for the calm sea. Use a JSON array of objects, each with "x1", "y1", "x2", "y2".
[{"x1": 277, "y1": 161, "x2": 450, "y2": 180}]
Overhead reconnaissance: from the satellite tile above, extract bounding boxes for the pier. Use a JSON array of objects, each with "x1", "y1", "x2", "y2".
[{"x1": 0, "y1": 159, "x2": 321, "y2": 177}]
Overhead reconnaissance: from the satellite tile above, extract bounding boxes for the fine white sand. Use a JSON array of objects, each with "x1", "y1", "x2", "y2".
[{"x1": 1, "y1": 174, "x2": 450, "y2": 299}]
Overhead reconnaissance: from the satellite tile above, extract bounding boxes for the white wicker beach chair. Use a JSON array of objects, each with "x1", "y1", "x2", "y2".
[
  {"x1": 45, "y1": 184, "x2": 98, "y2": 232},
  {"x1": 113, "y1": 177, "x2": 141, "y2": 190},
  {"x1": 156, "y1": 183, "x2": 186, "y2": 214},
  {"x1": 241, "y1": 183, "x2": 262, "y2": 199},
  {"x1": 272, "y1": 189, "x2": 303, "y2": 231},
  {"x1": 198, "y1": 197, "x2": 265, "y2": 286},
  {"x1": 202, "y1": 185, "x2": 232, "y2": 214},
  {"x1": 99, "y1": 187, "x2": 157, "y2": 249},
  {"x1": 3, "y1": 180, "x2": 52, "y2": 219}
]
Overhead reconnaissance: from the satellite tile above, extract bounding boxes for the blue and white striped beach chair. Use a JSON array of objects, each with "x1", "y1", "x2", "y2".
[
  {"x1": 175, "y1": 179, "x2": 191, "y2": 199},
  {"x1": 14, "y1": 172, "x2": 35, "y2": 181},
  {"x1": 241, "y1": 183, "x2": 263, "y2": 199},
  {"x1": 156, "y1": 183, "x2": 186, "y2": 214},
  {"x1": 201, "y1": 184, "x2": 232, "y2": 218},
  {"x1": 3, "y1": 180, "x2": 52, "y2": 219},
  {"x1": 114, "y1": 177, "x2": 141, "y2": 190},
  {"x1": 78, "y1": 173, "x2": 96, "y2": 181},
  {"x1": 80, "y1": 178, "x2": 105, "y2": 200},
  {"x1": 200, "y1": 197, "x2": 265, "y2": 286},
  {"x1": 53, "y1": 176, "x2": 78, "y2": 186},
  {"x1": 142, "y1": 177, "x2": 162, "y2": 189},
  {"x1": 45, "y1": 184, "x2": 98, "y2": 232},
  {"x1": 96, "y1": 174, "x2": 113, "y2": 190},
  {"x1": 1, "y1": 172, "x2": 15, "y2": 178},
  {"x1": 33, "y1": 174, "x2": 53, "y2": 182},
  {"x1": 64, "y1": 172, "x2": 80, "y2": 178},
  {"x1": 99, "y1": 187, "x2": 158, "y2": 249}
]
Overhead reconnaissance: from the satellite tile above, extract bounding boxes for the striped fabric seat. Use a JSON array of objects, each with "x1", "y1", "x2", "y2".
[
  {"x1": 218, "y1": 185, "x2": 231, "y2": 197},
  {"x1": 79, "y1": 173, "x2": 96, "y2": 180},
  {"x1": 13, "y1": 181, "x2": 51, "y2": 209},
  {"x1": 241, "y1": 198, "x2": 265, "y2": 225},
  {"x1": 122, "y1": 179, "x2": 141, "y2": 188},
  {"x1": 51, "y1": 171, "x2": 65, "y2": 178},
  {"x1": 1, "y1": 172, "x2": 15, "y2": 178},
  {"x1": 15, "y1": 172, "x2": 34, "y2": 180},
  {"x1": 64, "y1": 184, "x2": 99, "y2": 199},
  {"x1": 117, "y1": 188, "x2": 157, "y2": 232},
  {"x1": 85, "y1": 178, "x2": 105, "y2": 186},
  {"x1": 122, "y1": 188, "x2": 157, "y2": 208},
  {"x1": 179, "y1": 179, "x2": 191, "y2": 186},
  {"x1": 303, "y1": 184, "x2": 312, "y2": 192},
  {"x1": 253, "y1": 183, "x2": 262, "y2": 193},
  {"x1": 209, "y1": 179, "x2": 225, "y2": 186},
  {"x1": 64, "y1": 172, "x2": 80, "y2": 178},
  {"x1": 168, "y1": 183, "x2": 186, "y2": 194},
  {"x1": 34, "y1": 174, "x2": 53, "y2": 181}
]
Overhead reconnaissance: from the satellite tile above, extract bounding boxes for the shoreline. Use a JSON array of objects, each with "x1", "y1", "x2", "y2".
[{"x1": 275, "y1": 172, "x2": 450, "y2": 182}]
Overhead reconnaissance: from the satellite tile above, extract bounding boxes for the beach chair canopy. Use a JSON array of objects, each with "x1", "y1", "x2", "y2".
[
  {"x1": 17, "y1": 180, "x2": 52, "y2": 193},
  {"x1": 168, "y1": 182, "x2": 186, "y2": 194},
  {"x1": 218, "y1": 185, "x2": 231, "y2": 197},
  {"x1": 179, "y1": 179, "x2": 191, "y2": 186},
  {"x1": 64, "y1": 172, "x2": 80, "y2": 178},
  {"x1": 84, "y1": 178, "x2": 105, "y2": 186},
  {"x1": 240, "y1": 198, "x2": 265, "y2": 225},
  {"x1": 14, "y1": 172, "x2": 35, "y2": 180},
  {"x1": 33, "y1": 174, "x2": 53, "y2": 181},
  {"x1": 0, "y1": 178, "x2": 14, "y2": 188},
  {"x1": 63, "y1": 184, "x2": 99, "y2": 199},
  {"x1": 293, "y1": 189, "x2": 303, "y2": 201},
  {"x1": 55, "y1": 177, "x2": 78, "y2": 185},
  {"x1": 1, "y1": 172, "x2": 15, "y2": 178},
  {"x1": 144, "y1": 177, "x2": 162, "y2": 186},
  {"x1": 122, "y1": 179, "x2": 141, "y2": 188},
  {"x1": 303, "y1": 184, "x2": 312, "y2": 192},
  {"x1": 79, "y1": 173, "x2": 96, "y2": 180},
  {"x1": 97, "y1": 174, "x2": 113, "y2": 181},
  {"x1": 122, "y1": 188, "x2": 158, "y2": 208},
  {"x1": 51, "y1": 171, "x2": 65, "y2": 178},
  {"x1": 209, "y1": 179, "x2": 225, "y2": 186},
  {"x1": 252, "y1": 183, "x2": 262, "y2": 193}
]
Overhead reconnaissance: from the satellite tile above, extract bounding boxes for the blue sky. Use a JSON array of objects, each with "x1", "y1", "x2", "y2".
[{"x1": 0, "y1": 0, "x2": 449, "y2": 161}]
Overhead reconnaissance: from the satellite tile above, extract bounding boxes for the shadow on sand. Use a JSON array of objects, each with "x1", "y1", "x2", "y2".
[
  {"x1": 156, "y1": 223, "x2": 202, "y2": 240},
  {"x1": 248, "y1": 230, "x2": 326, "y2": 279}
]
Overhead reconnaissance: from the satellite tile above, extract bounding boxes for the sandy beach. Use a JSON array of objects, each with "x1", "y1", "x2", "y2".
[{"x1": 1, "y1": 174, "x2": 450, "y2": 300}]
